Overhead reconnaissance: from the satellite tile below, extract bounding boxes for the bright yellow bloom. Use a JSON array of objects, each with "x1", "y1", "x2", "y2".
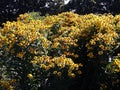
[
  {"x1": 112, "y1": 59, "x2": 120, "y2": 72},
  {"x1": 27, "y1": 74, "x2": 33, "y2": 79}
]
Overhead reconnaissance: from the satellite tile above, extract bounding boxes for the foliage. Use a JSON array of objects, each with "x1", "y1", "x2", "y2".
[{"x1": 0, "y1": 12, "x2": 120, "y2": 89}]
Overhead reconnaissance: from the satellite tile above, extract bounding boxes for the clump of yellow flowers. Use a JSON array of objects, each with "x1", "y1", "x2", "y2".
[
  {"x1": 106, "y1": 57, "x2": 120, "y2": 73},
  {"x1": 0, "y1": 11, "x2": 120, "y2": 89},
  {"x1": 0, "y1": 79, "x2": 16, "y2": 90},
  {"x1": 113, "y1": 58, "x2": 120, "y2": 72},
  {"x1": 105, "y1": 56, "x2": 120, "y2": 89},
  {"x1": 79, "y1": 14, "x2": 119, "y2": 60},
  {"x1": 31, "y1": 55, "x2": 82, "y2": 77}
]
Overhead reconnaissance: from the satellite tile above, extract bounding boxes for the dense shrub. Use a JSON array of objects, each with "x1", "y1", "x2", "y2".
[{"x1": 0, "y1": 12, "x2": 120, "y2": 89}]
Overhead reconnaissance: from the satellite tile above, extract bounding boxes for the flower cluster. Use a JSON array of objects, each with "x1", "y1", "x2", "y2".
[
  {"x1": 0, "y1": 79, "x2": 16, "y2": 90},
  {"x1": 78, "y1": 14, "x2": 119, "y2": 60},
  {"x1": 105, "y1": 56, "x2": 120, "y2": 89},
  {"x1": 106, "y1": 57, "x2": 120, "y2": 73},
  {"x1": 113, "y1": 58, "x2": 120, "y2": 72},
  {"x1": 31, "y1": 55, "x2": 82, "y2": 77}
]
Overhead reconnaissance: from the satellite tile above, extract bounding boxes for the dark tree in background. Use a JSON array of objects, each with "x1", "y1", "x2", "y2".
[
  {"x1": 0, "y1": 0, "x2": 64, "y2": 26},
  {"x1": 64, "y1": 0, "x2": 120, "y2": 15}
]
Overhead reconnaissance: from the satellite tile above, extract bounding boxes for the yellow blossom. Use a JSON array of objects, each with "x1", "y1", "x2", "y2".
[
  {"x1": 57, "y1": 72, "x2": 62, "y2": 76},
  {"x1": 87, "y1": 52, "x2": 94, "y2": 58},
  {"x1": 30, "y1": 60, "x2": 37, "y2": 64},
  {"x1": 98, "y1": 51, "x2": 103, "y2": 55},
  {"x1": 30, "y1": 47, "x2": 35, "y2": 53},
  {"x1": 104, "y1": 47, "x2": 110, "y2": 50},
  {"x1": 68, "y1": 72, "x2": 76, "y2": 78},
  {"x1": 27, "y1": 74, "x2": 33, "y2": 79},
  {"x1": 51, "y1": 42, "x2": 60, "y2": 48},
  {"x1": 53, "y1": 71, "x2": 58, "y2": 74},
  {"x1": 17, "y1": 52, "x2": 26, "y2": 58},
  {"x1": 90, "y1": 39, "x2": 96, "y2": 45},
  {"x1": 79, "y1": 63, "x2": 83, "y2": 67},
  {"x1": 99, "y1": 45, "x2": 104, "y2": 50},
  {"x1": 117, "y1": 53, "x2": 120, "y2": 57}
]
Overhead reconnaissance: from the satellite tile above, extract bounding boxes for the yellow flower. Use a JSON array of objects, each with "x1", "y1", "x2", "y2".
[
  {"x1": 40, "y1": 64, "x2": 47, "y2": 70},
  {"x1": 30, "y1": 47, "x2": 35, "y2": 53},
  {"x1": 117, "y1": 53, "x2": 120, "y2": 57},
  {"x1": 16, "y1": 52, "x2": 26, "y2": 58},
  {"x1": 8, "y1": 86, "x2": 14, "y2": 90},
  {"x1": 51, "y1": 42, "x2": 60, "y2": 48},
  {"x1": 87, "y1": 46, "x2": 93, "y2": 50},
  {"x1": 57, "y1": 72, "x2": 62, "y2": 77},
  {"x1": 30, "y1": 60, "x2": 37, "y2": 64},
  {"x1": 53, "y1": 71, "x2": 58, "y2": 74},
  {"x1": 43, "y1": 43, "x2": 49, "y2": 48},
  {"x1": 114, "y1": 59, "x2": 120, "y2": 66},
  {"x1": 27, "y1": 74, "x2": 33, "y2": 79},
  {"x1": 99, "y1": 45, "x2": 104, "y2": 50},
  {"x1": 48, "y1": 64, "x2": 55, "y2": 68},
  {"x1": 98, "y1": 51, "x2": 103, "y2": 55},
  {"x1": 79, "y1": 63, "x2": 83, "y2": 67},
  {"x1": 104, "y1": 47, "x2": 110, "y2": 50},
  {"x1": 87, "y1": 52, "x2": 94, "y2": 58},
  {"x1": 113, "y1": 59, "x2": 120, "y2": 72},
  {"x1": 68, "y1": 72, "x2": 76, "y2": 78},
  {"x1": 90, "y1": 39, "x2": 96, "y2": 45}
]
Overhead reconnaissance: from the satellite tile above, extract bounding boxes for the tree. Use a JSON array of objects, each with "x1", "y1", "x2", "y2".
[
  {"x1": 63, "y1": 0, "x2": 120, "y2": 15},
  {"x1": 0, "y1": 0, "x2": 64, "y2": 26}
]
